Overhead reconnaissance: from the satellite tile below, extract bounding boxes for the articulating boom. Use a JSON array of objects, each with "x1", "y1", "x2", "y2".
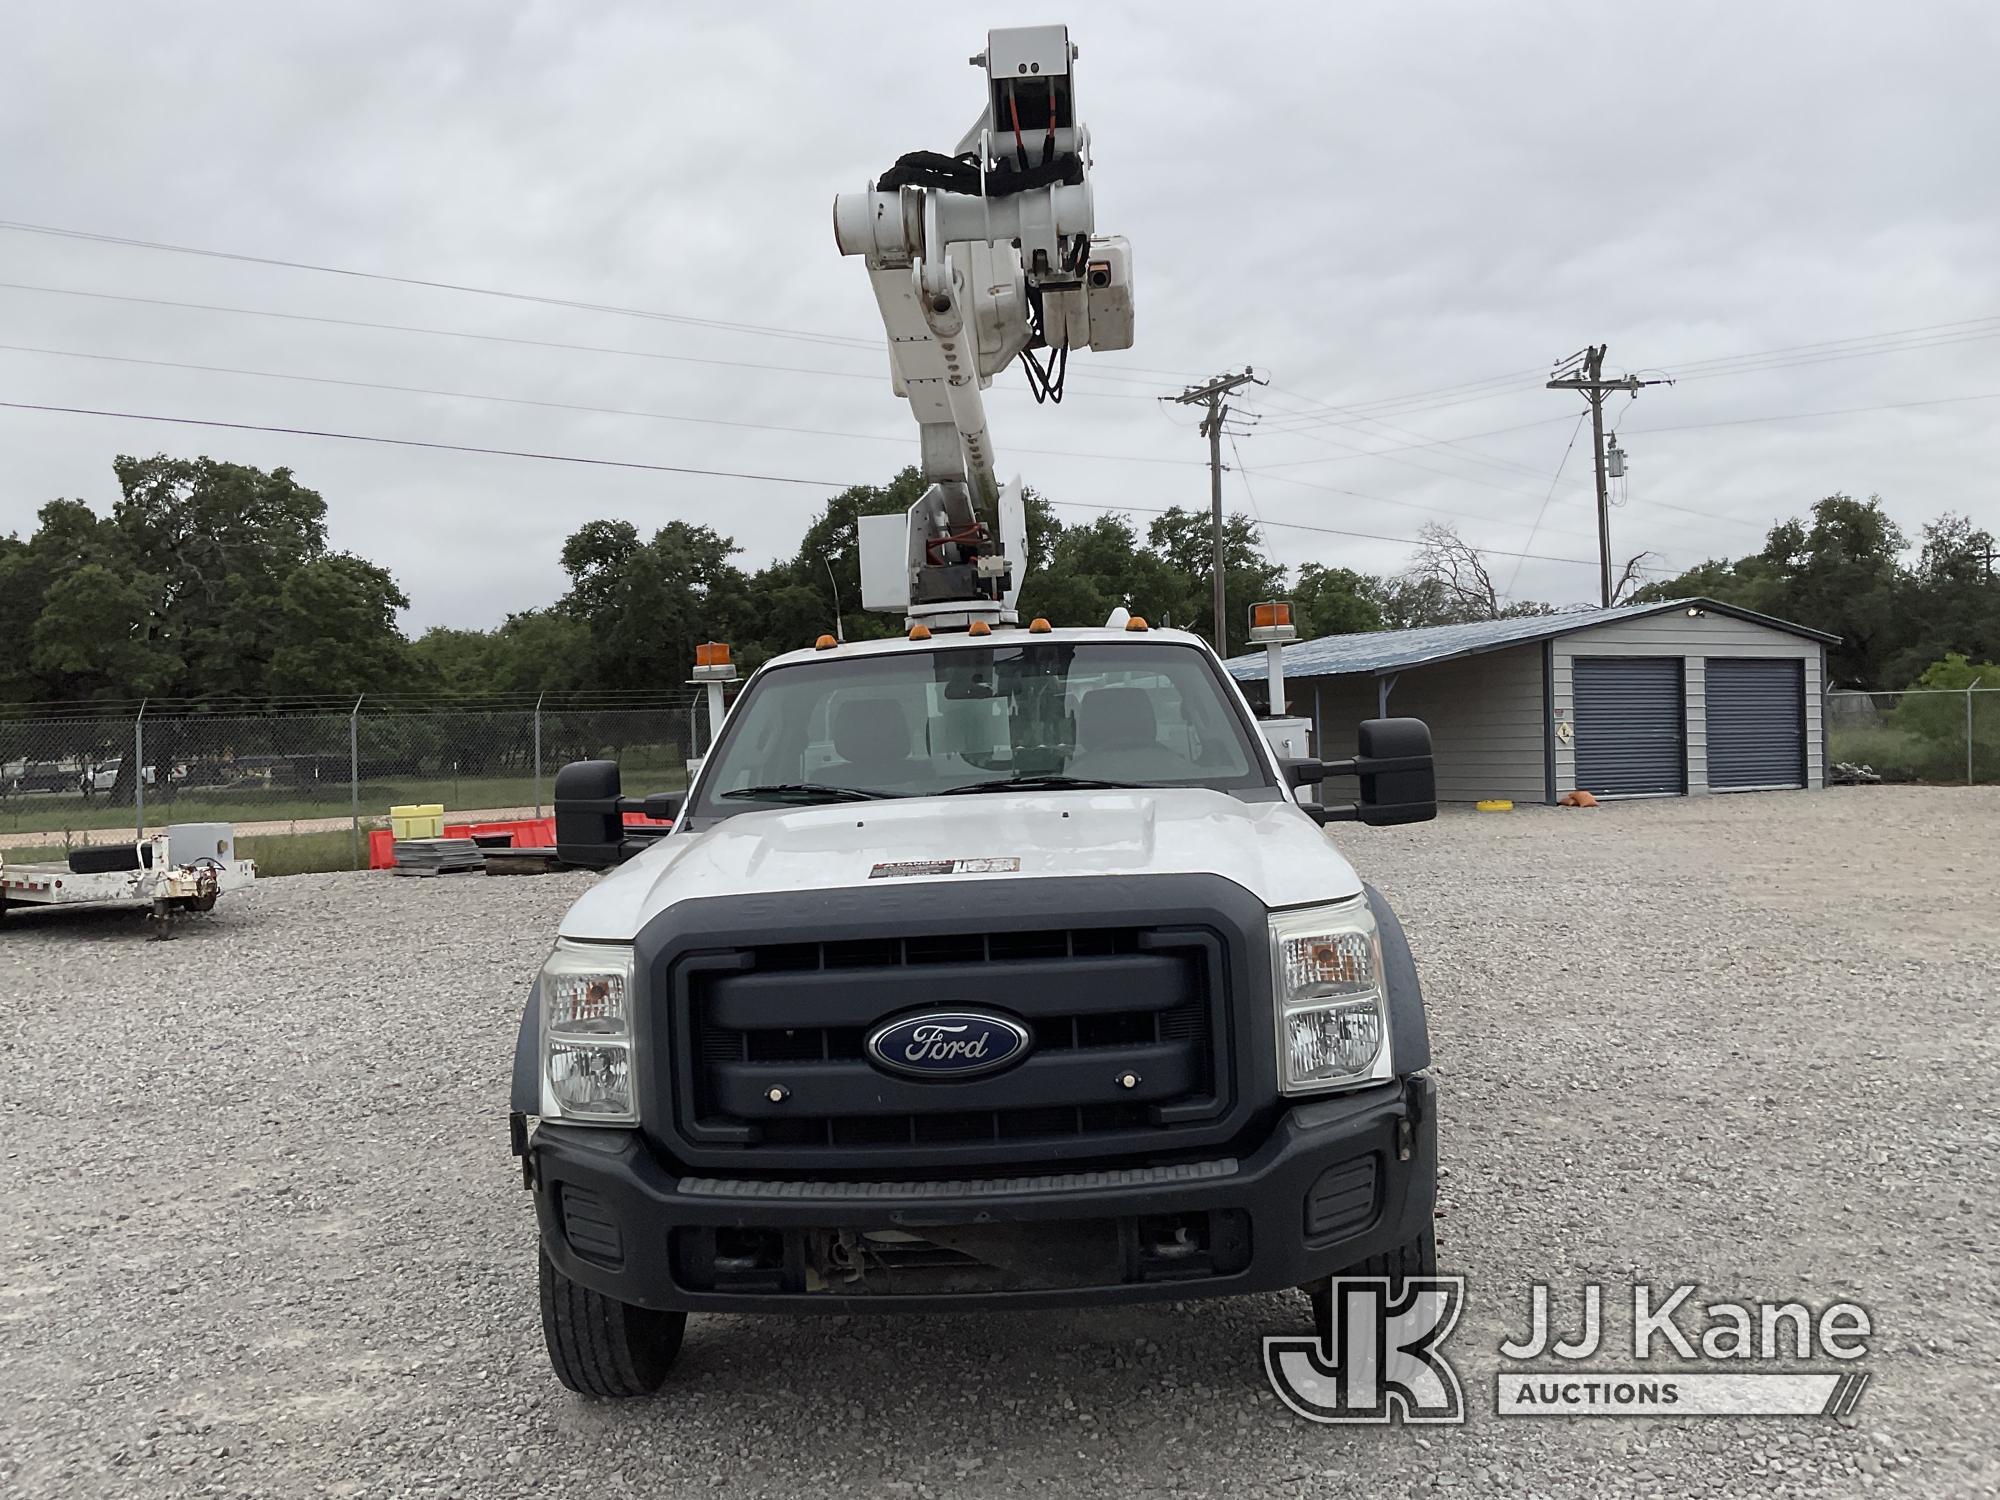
[{"x1": 835, "y1": 23, "x2": 1134, "y2": 628}]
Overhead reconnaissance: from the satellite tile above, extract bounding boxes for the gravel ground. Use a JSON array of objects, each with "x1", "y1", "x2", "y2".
[{"x1": 3, "y1": 787, "x2": 1996, "y2": 1499}]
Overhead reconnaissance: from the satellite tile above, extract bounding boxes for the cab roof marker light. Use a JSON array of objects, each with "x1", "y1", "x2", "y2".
[
  {"x1": 1028, "y1": 617, "x2": 1052, "y2": 633},
  {"x1": 968, "y1": 619, "x2": 991, "y2": 636},
  {"x1": 909, "y1": 624, "x2": 932, "y2": 640},
  {"x1": 1125, "y1": 615, "x2": 1149, "y2": 632},
  {"x1": 814, "y1": 633, "x2": 838, "y2": 650}
]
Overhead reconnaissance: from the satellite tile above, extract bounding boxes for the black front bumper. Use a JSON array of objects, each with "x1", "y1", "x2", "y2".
[{"x1": 527, "y1": 1075, "x2": 1435, "y2": 1314}]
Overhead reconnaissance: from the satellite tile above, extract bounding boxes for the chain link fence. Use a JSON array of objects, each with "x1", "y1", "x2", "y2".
[
  {"x1": 1826, "y1": 687, "x2": 2000, "y2": 785},
  {"x1": 1, "y1": 698, "x2": 698, "y2": 864}
]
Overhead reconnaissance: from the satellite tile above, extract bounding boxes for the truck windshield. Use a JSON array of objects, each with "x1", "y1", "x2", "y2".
[{"x1": 690, "y1": 640, "x2": 1272, "y2": 812}]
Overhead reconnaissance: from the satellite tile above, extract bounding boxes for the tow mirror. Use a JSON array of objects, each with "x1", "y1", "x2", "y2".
[
  {"x1": 553, "y1": 760, "x2": 682, "y2": 869},
  {"x1": 1309, "y1": 718, "x2": 1437, "y2": 827},
  {"x1": 554, "y1": 760, "x2": 626, "y2": 869}
]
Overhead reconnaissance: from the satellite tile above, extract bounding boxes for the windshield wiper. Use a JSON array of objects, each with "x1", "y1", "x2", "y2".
[
  {"x1": 719, "y1": 783, "x2": 903, "y2": 803},
  {"x1": 939, "y1": 774, "x2": 1142, "y2": 796}
]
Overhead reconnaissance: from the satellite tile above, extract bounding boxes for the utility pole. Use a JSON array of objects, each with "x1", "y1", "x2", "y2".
[
  {"x1": 1167, "y1": 367, "x2": 1265, "y2": 649},
  {"x1": 1547, "y1": 346, "x2": 1668, "y2": 607}
]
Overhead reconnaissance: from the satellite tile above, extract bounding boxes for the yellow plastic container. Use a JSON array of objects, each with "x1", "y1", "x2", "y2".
[
  {"x1": 391, "y1": 803, "x2": 445, "y2": 840},
  {"x1": 1475, "y1": 799, "x2": 1514, "y2": 812}
]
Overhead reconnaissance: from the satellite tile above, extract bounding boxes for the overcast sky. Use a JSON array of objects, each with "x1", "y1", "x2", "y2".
[{"x1": 3, "y1": 2, "x2": 1996, "y2": 634}]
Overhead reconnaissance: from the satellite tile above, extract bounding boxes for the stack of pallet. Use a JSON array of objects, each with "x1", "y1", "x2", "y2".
[{"x1": 391, "y1": 837, "x2": 485, "y2": 877}]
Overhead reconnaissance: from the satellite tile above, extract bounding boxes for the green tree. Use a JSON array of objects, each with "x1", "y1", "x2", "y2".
[
  {"x1": 1141, "y1": 507, "x2": 1284, "y2": 653},
  {"x1": 1289, "y1": 563, "x2": 1384, "y2": 638},
  {"x1": 1018, "y1": 511, "x2": 1188, "y2": 632},
  {"x1": 2, "y1": 499, "x2": 163, "y2": 701},
  {"x1": 110, "y1": 455, "x2": 335, "y2": 699},
  {"x1": 558, "y1": 518, "x2": 749, "y2": 688},
  {"x1": 268, "y1": 554, "x2": 412, "y2": 698},
  {"x1": 1887, "y1": 514, "x2": 2000, "y2": 684},
  {"x1": 408, "y1": 609, "x2": 594, "y2": 698},
  {"x1": 28, "y1": 561, "x2": 182, "y2": 698},
  {"x1": 1759, "y1": 495, "x2": 1906, "y2": 686},
  {"x1": 4, "y1": 456, "x2": 415, "y2": 705}
]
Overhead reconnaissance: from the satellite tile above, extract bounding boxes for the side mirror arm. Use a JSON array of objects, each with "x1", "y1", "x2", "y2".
[{"x1": 1280, "y1": 758, "x2": 1327, "y2": 789}]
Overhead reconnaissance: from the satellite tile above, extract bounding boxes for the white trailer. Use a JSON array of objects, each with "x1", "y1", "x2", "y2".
[{"x1": 0, "y1": 823, "x2": 256, "y2": 932}]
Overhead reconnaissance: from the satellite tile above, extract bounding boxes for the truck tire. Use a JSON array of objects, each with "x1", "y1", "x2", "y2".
[
  {"x1": 538, "y1": 1250, "x2": 686, "y2": 1397},
  {"x1": 1306, "y1": 1223, "x2": 1437, "y2": 1331}
]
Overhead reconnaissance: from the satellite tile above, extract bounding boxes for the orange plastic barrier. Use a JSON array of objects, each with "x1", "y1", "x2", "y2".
[{"x1": 369, "y1": 812, "x2": 669, "y2": 870}]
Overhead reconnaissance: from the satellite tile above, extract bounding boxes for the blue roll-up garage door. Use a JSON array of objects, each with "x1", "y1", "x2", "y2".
[
  {"x1": 1573, "y1": 657, "x2": 1686, "y2": 796},
  {"x1": 1706, "y1": 658, "x2": 1805, "y2": 790}
]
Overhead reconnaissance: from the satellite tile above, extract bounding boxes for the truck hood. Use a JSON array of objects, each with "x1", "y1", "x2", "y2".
[{"x1": 557, "y1": 788, "x2": 1361, "y2": 941}]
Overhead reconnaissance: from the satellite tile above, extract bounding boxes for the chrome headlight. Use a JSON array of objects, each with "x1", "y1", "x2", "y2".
[
  {"x1": 1269, "y1": 900, "x2": 1392, "y2": 1096},
  {"x1": 538, "y1": 939, "x2": 637, "y2": 1125}
]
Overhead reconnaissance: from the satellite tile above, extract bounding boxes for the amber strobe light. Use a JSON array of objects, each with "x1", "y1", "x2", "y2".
[
  {"x1": 1251, "y1": 601, "x2": 1291, "y2": 630},
  {"x1": 694, "y1": 641, "x2": 732, "y2": 668}
]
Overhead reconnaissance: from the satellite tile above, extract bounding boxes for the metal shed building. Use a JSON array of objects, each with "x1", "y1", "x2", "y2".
[{"x1": 1227, "y1": 598, "x2": 1837, "y2": 802}]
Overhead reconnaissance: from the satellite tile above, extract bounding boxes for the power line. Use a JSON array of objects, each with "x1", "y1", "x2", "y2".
[
  {"x1": 1651, "y1": 315, "x2": 2000, "y2": 380},
  {"x1": 1250, "y1": 385, "x2": 2000, "y2": 516},
  {"x1": 10, "y1": 279, "x2": 1987, "y2": 555},
  {"x1": 3, "y1": 341, "x2": 1616, "y2": 546},
  {"x1": 1247, "y1": 396, "x2": 1595, "y2": 508},
  {"x1": 1624, "y1": 388, "x2": 2000, "y2": 434},
  {"x1": 0, "y1": 395, "x2": 1609, "y2": 571},
  {"x1": 1048, "y1": 498, "x2": 1600, "y2": 568},
  {"x1": 0, "y1": 222, "x2": 1187, "y2": 397},
  {"x1": 1257, "y1": 312, "x2": 2000, "y2": 436},
  {"x1": 1504, "y1": 413, "x2": 1589, "y2": 596},
  {"x1": 1234, "y1": 462, "x2": 1604, "y2": 542},
  {"x1": 1257, "y1": 379, "x2": 1548, "y2": 431},
  {"x1": 1254, "y1": 365, "x2": 1548, "y2": 426},
  {"x1": 0, "y1": 340, "x2": 1204, "y2": 467},
  {"x1": 1263, "y1": 387, "x2": 1595, "y2": 489},
  {"x1": 0, "y1": 279, "x2": 895, "y2": 382},
  {"x1": 1226, "y1": 432, "x2": 1262, "y2": 526},
  {"x1": 0, "y1": 400, "x2": 860, "y2": 487},
  {"x1": 0, "y1": 278, "x2": 1166, "y2": 401},
  {"x1": 1250, "y1": 415, "x2": 1578, "y2": 471},
  {"x1": 0, "y1": 218, "x2": 880, "y2": 351}
]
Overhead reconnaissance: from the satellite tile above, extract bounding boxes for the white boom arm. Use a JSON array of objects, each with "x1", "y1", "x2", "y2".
[{"x1": 835, "y1": 23, "x2": 1134, "y2": 627}]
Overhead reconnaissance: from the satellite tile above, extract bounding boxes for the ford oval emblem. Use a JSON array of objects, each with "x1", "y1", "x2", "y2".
[{"x1": 865, "y1": 1009, "x2": 1032, "y2": 1080}]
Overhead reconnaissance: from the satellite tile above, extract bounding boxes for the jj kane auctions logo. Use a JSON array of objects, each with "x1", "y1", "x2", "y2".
[{"x1": 1265, "y1": 1281, "x2": 1873, "y2": 1423}]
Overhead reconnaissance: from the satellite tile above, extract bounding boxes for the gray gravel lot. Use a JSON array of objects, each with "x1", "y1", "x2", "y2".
[{"x1": 3, "y1": 787, "x2": 1996, "y2": 1498}]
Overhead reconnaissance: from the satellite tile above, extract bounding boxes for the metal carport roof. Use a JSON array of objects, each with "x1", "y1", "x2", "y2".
[{"x1": 1224, "y1": 597, "x2": 1838, "y2": 681}]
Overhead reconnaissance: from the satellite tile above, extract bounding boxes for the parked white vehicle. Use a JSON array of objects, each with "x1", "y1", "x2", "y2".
[{"x1": 81, "y1": 761, "x2": 160, "y2": 793}]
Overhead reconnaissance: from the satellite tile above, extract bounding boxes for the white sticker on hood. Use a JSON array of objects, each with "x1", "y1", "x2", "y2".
[{"x1": 869, "y1": 857, "x2": 1022, "y2": 879}]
